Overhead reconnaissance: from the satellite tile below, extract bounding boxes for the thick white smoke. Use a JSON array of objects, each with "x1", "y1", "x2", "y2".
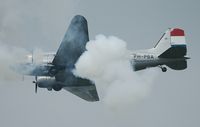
[
  {"x1": 0, "y1": 42, "x2": 28, "y2": 81},
  {"x1": 74, "y1": 35, "x2": 158, "y2": 109},
  {"x1": 0, "y1": 42, "x2": 45, "y2": 81}
]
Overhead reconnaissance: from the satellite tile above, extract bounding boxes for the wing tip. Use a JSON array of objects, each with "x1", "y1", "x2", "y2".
[{"x1": 72, "y1": 15, "x2": 87, "y2": 24}]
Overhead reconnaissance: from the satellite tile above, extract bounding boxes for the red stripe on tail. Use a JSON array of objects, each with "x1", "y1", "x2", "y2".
[{"x1": 170, "y1": 28, "x2": 185, "y2": 36}]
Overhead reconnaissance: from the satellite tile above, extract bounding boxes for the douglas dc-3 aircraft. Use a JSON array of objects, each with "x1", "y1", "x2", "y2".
[{"x1": 13, "y1": 15, "x2": 189, "y2": 102}]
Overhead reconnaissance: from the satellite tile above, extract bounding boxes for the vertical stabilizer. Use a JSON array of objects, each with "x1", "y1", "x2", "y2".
[{"x1": 153, "y1": 28, "x2": 187, "y2": 58}]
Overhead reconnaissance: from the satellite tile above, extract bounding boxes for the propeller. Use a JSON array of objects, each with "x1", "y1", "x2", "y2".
[
  {"x1": 33, "y1": 76, "x2": 38, "y2": 93},
  {"x1": 31, "y1": 50, "x2": 34, "y2": 64}
]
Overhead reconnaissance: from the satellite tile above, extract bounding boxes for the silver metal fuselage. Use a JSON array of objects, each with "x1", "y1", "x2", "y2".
[{"x1": 130, "y1": 50, "x2": 188, "y2": 71}]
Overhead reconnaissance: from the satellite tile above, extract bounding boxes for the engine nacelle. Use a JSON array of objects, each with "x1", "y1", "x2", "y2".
[{"x1": 37, "y1": 77, "x2": 57, "y2": 88}]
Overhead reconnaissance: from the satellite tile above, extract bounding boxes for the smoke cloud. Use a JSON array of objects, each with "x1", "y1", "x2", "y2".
[
  {"x1": 0, "y1": 0, "x2": 75, "y2": 50},
  {"x1": 74, "y1": 35, "x2": 158, "y2": 109},
  {"x1": 0, "y1": 42, "x2": 28, "y2": 81},
  {"x1": 0, "y1": 42, "x2": 45, "y2": 81}
]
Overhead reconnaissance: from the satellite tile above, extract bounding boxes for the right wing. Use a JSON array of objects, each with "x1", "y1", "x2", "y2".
[{"x1": 52, "y1": 15, "x2": 89, "y2": 68}]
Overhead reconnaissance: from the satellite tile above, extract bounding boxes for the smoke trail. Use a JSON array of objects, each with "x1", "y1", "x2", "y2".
[
  {"x1": 0, "y1": 41, "x2": 46, "y2": 81},
  {"x1": 74, "y1": 35, "x2": 158, "y2": 109},
  {"x1": 0, "y1": 42, "x2": 29, "y2": 81}
]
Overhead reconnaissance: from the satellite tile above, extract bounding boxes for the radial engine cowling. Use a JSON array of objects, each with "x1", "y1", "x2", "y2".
[{"x1": 36, "y1": 77, "x2": 57, "y2": 88}]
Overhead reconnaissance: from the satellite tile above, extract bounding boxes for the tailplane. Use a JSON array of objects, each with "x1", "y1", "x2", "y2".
[{"x1": 166, "y1": 60, "x2": 187, "y2": 70}]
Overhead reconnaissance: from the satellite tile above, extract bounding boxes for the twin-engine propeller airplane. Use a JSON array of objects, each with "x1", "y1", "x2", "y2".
[{"x1": 12, "y1": 15, "x2": 189, "y2": 102}]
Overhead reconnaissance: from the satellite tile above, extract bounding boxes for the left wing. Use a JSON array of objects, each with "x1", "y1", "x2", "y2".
[{"x1": 64, "y1": 79, "x2": 99, "y2": 102}]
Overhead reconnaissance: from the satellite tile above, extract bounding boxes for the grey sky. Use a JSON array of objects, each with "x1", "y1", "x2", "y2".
[{"x1": 0, "y1": 0, "x2": 199, "y2": 127}]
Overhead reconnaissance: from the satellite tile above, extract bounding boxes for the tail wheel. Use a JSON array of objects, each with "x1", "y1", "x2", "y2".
[{"x1": 161, "y1": 67, "x2": 167, "y2": 72}]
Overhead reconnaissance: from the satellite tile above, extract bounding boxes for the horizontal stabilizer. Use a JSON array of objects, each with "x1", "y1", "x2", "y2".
[{"x1": 166, "y1": 60, "x2": 187, "y2": 70}]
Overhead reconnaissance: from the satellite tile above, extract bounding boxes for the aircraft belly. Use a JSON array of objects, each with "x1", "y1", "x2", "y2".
[
  {"x1": 133, "y1": 59, "x2": 160, "y2": 71},
  {"x1": 132, "y1": 58, "x2": 187, "y2": 71}
]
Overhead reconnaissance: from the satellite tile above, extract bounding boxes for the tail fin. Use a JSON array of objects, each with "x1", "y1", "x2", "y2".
[{"x1": 154, "y1": 28, "x2": 187, "y2": 58}]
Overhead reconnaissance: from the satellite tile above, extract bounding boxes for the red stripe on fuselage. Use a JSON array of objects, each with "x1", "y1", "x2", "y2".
[{"x1": 170, "y1": 28, "x2": 185, "y2": 36}]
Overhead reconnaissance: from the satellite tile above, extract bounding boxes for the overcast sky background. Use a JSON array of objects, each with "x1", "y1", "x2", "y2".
[{"x1": 0, "y1": 0, "x2": 199, "y2": 127}]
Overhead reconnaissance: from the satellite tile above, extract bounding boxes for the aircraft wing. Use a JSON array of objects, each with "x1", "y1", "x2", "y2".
[
  {"x1": 52, "y1": 15, "x2": 99, "y2": 101},
  {"x1": 63, "y1": 81, "x2": 99, "y2": 102},
  {"x1": 52, "y1": 15, "x2": 89, "y2": 68}
]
